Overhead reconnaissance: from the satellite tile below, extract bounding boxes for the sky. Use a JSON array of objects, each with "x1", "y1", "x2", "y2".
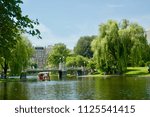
[{"x1": 21, "y1": 0, "x2": 150, "y2": 49}]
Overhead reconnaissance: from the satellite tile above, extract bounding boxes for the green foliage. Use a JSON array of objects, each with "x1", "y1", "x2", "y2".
[
  {"x1": 0, "y1": 0, "x2": 41, "y2": 78},
  {"x1": 66, "y1": 56, "x2": 76, "y2": 67},
  {"x1": 91, "y1": 19, "x2": 148, "y2": 74},
  {"x1": 87, "y1": 59, "x2": 97, "y2": 73},
  {"x1": 139, "y1": 60, "x2": 145, "y2": 67},
  {"x1": 0, "y1": 0, "x2": 41, "y2": 39},
  {"x1": 66, "y1": 55, "x2": 89, "y2": 67},
  {"x1": 48, "y1": 43, "x2": 70, "y2": 67},
  {"x1": 0, "y1": 0, "x2": 41, "y2": 54},
  {"x1": 144, "y1": 44, "x2": 150, "y2": 62},
  {"x1": 129, "y1": 23, "x2": 148, "y2": 66},
  {"x1": 74, "y1": 35, "x2": 96, "y2": 58},
  {"x1": 9, "y1": 36, "x2": 34, "y2": 75},
  {"x1": 146, "y1": 61, "x2": 150, "y2": 67}
]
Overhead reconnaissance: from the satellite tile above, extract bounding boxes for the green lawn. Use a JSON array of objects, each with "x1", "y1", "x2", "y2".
[
  {"x1": 125, "y1": 67, "x2": 150, "y2": 76},
  {"x1": 86, "y1": 67, "x2": 150, "y2": 77}
]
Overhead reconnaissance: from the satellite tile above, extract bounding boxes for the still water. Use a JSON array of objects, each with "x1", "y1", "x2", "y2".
[{"x1": 1, "y1": 76, "x2": 150, "y2": 100}]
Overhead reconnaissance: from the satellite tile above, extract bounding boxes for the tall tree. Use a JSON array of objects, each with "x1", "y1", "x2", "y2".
[
  {"x1": 91, "y1": 19, "x2": 148, "y2": 74},
  {"x1": 74, "y1": 35, "x2": 96, "y2": 58},
  {"x1": 66, "y1": 55, "x2": 88, "y2": 67},
  {"x1": 129, "y1": 23, "x2": 147, "y2": 66},
  {"x1": 48, "y1": 43, "x2": 70, "y2": 67},
  {"x1": 9, "y1": 36, "x2": 34, "y2": 75},
  {"x1": 0, "y1": 0, "x2": 41, "y2": 78}
]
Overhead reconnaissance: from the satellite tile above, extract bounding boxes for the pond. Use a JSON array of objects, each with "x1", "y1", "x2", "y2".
[{"x1": 0, "y1": 76, "x2": 150, "y2": 100}]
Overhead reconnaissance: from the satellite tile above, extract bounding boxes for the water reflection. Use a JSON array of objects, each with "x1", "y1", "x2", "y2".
[
  {"x1": 0, "y1": 76, "x2": 150, "y2": 100},
  {"x1": 0, "y1": 82, "x2": 28, "y2": 100}
]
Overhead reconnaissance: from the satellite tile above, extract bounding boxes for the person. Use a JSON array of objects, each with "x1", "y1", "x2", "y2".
[
  {"x1": 43, "y1": 73, "x2": 50, "y2": 80},
  {"x1": 39, "y1": 74, "x2": 43, "y2": 80}
]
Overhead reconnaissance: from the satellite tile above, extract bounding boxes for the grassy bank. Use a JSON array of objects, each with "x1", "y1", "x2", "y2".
[
  {"x1": 0, "y1": 78, "x2": 37, "y2": 82},
  {"x1": 126, "y1": 67, "x2": 148, "y2": 75},
  {"x1": 85, "y1": 67, "x2": 150, "y2": 77},
  {"x1": 125, "y1": 67, "x2": 150, "y2": 76}
]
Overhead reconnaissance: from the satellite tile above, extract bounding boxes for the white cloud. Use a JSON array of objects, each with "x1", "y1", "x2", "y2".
[
  {"x1": 28, "y1": 23, "x2": 79, "y2": 49},
  {"x1": 28, "y1": 23, "x2": 55, "y2": 47},
  {"x1": 28, "y1": 21, "x2": 98, "y2": 50}
]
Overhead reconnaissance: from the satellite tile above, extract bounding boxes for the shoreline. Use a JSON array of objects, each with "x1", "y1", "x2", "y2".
[
  {"x1": 1, "y1": 74, "x2": 150, "y2": 82},
  {"x1": 79, "y1": 74, "x2": 150, "y2": 78},
  {"x1": 79, "y1": 67, "x2": 150, "y2": 78},
  {"x1": 1, "y1": 67, "x2": 150, "y2": 82}
]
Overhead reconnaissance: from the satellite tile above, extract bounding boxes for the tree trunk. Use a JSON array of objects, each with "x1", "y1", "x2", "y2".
[
  {"x1": 1, "y1": 59, "x2": 8, "y2": 79},
  {"x1": 4, "y1": 59, "x2": 8, "y2": 79}
]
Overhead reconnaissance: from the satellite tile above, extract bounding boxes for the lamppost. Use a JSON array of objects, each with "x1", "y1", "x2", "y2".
[
  {"x1": 59, "y1": 56, "x2": 65, "y2": 71},
  {"x1": 58, "y1": 56, "x2": 66, "y2": 79},
  {"x1": 62, "y1": 56, "x2": 66, "y2": 71},
  {"x1": 83, "y1": 61, "x2": 86, "y2": 75},
  {"x1": 59, "y1": 57, "x2": 62, "y2": 71}
]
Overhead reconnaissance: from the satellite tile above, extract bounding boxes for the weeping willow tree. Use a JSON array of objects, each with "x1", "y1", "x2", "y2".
[
  {"x1": 9, "y1": 36, "x2": 34, "y2": 75},
  {"x1": 129, "y1": 23, "x2": 148, "y2": 66},
  {"x1": 91, "y1": 19, "x2": 148, "y2": 74}
]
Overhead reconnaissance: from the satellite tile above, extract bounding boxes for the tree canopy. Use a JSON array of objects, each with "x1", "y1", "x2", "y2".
[
  {"x1": 48, "y1": 43, "x2": 70, "y2": 67},
  {"x1": 74, "y1": 35, "x2": 96, "y2": 58},
  {"x1": 0, "y1": 0, "x2": 41, "y2": 78},
  {"x1": 91, "y1": 19, "x2": 148, "y2": 74},
  {"x1": 0, "y1": 0, "x2": 41, "y2": 49},
  {"x1": 9, "y1": 36, "x2": 34, "y2": 75},
  {"x1": 66, "y1": 55, "x2": 88, "y2": 67},
  {"x1": 0, "y1": 0, "x2": 41, "y2": 34}
]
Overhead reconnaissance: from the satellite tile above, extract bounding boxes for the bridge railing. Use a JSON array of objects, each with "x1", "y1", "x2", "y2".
[{"x1": 26, "y1": 67, "x2": 86, "y2": 72}]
